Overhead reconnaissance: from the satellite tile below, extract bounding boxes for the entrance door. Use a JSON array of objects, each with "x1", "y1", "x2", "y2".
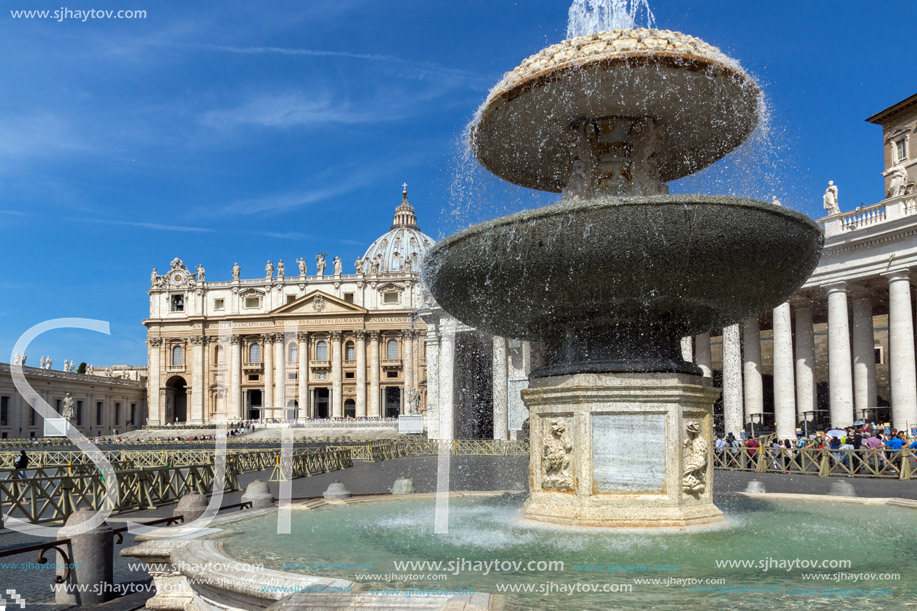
[
  {"x1": 384, "y1": 387, "x2": 401, "y2": 418},
  {"x1": 344, "y1": 399, "x2": 356, "y2": 419},
  {"x1": 247, "y1": 389, "x2": 262, "y2": 420},
  {"x1": 314, "y1": 388, "x2": 330, "y2": 419}
]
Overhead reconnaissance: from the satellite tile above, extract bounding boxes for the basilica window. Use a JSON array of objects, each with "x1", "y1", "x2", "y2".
[
  {"x1": 288, "y1": 343, "x2": 297, "y2": 363},
  {"x1": 213, "y1": 298, "x2": 225, "y2": 311},
  {"x1": 245, "y1": 296, "x2": 260, "y2": 309},
  {"x1": 383, "y1": 291, "x2": 399, "y2": 304},
  {"x1": 345, "y1": 342, "x2": 355, "y2": 361},
  {"x1": 316, "y1": 341, "x2": 328, "y2": 361},
  {"x1": 249, "y1": 343, "x2": 261, "y2": 364},
  {"x1": 172, "y1": 345, "x2": 184, "y2": 366},
  {"x1": 213, "y1": 345, "x2": 223, "y2": 364},
  {"x1": 895, "y1": 139, "x2": 907, "y2": 163},
  {"x1": 386, "y1": 339, "x2": 399, "y2": 360},
  {"x1": 170, "y1": 294, "x2": 184, "y2": 312},
  {"x1": 344, "y1": 293, "x2": 354, "y2": 303}
]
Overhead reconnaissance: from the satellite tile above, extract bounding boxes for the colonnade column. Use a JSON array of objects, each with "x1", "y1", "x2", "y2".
[
  {"x1": 230, "y1": 335, "x2": 242, "y2": 420},
  {"x1": 190, "y1": 336, "x2": 205, "y2": 424},
  {"x1": 793, "y1": 300, "x2": 816, "y2": 424},
  {"x1": 331, "y1": 331, "x2": 343, "y2": 418},
  {"x1": 355, "y1": 330, "x2": 366, "y2": 418},
  {"x1": 742, "y1": 318, "x2": 763, "y2": 425},
  {"x1": 680, "y1": 336, "x2": 693, "y2": 363},
  {"x1": 403, "y1": 330, "x2": 414, "y2": 413},
  {"x1": 694, "y1": 332, "x2": 712, "y2": 378},
  {"x1": 492, "y1": 336, "x2": 508, "y2": 441},
  {"x1": 297, "y1": 331, "x2": 309, "y2": 420},
  {"x1": 826, "y1": 282, "x2": 854, "y2": 428},
  {"x1": 851, "y1": 290, "x2": 877, "y2": 419},
  {"x1": 884, "y1": 270, "x2": 917, "y2": 429},
  {"x1": 772, "y1": 302, "x2": 797, "y2": 440},
  {"x1": 273, "y1": 333, "x2": 285, "y2": 409},
  {"x1": 721, "y1": 324, "x2": 743, "y2": 436},
  {"x1": 261, "y1": 333, "x2": 273, "y2": 418},
  {"x1": 148, "y1": 338, "x2": 162, "y2": 425},
  {"x1": 368, "y1": 331, "x2": 380, "y2": 417},
  {"x1": 425, "y1": 325, "x2": 440, "y2": 438},
  {"x1": 438, "y1": 319, "x2": 456, "y2": 441}
]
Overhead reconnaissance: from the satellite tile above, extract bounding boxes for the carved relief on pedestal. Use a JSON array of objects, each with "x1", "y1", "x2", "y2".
[
  {"x1": 541, "y1": 417, "x2": 574, "y2": 491},
  {"x1": 682, "y1": 421, "x2": 708, "y2": 494}
]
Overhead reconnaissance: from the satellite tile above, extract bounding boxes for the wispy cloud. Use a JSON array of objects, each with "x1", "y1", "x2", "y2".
[
  {"x1": 217, "y1": 181, "x2": 361, "y2": 215},
  {"x1": 194, "y1": 43, "x2": 492, "y2": 90},
  {"x1": 202, "y1": 93, "x2": 383, "y2": 129},
  {"x1": 71, "y1": 218, "x2": 214, "y2": 233}
]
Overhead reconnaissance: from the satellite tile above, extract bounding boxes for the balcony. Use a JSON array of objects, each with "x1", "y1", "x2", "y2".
[
  {"x1": 821, "y1": 193, "x2": 917, "y2": 238},
  {"x1": 310, "y1": 359, "x2": 331, "y2": 370},
  {"x1": 381, "y1": 358, "x2": 402, "y2": 369},
  {"x1": 242, "y1": 362, "x2": 263, "y2": 372}
]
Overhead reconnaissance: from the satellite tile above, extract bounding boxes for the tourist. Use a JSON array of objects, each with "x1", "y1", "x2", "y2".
[
  {"x1": 744, "y1": 437, "x2": 760, "y2": 467},
  {"x1": 839, "y1": 436, "x2": 855, "y2": 473},
  {"x1": 782, "y1": 439, "x2": 796, "y2": 473},
  {"x1": 714, "y1": 434, "x2": 725, "y2": 455},
  {"x1": 14, "y1": 450, "x2": 29, "y2": 479},
  {"x1": 885, "y1": 432, "x2": 905, "y2": 474}
]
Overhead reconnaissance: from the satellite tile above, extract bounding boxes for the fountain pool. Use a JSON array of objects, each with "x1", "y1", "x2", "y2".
[{"x1": 217, "y1": 494, "x2": 917, "y2": 609}]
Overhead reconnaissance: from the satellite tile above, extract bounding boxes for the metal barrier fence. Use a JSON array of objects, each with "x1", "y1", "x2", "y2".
[
  {"x1": 713, "y1": 446, "x2": 915, "y2": 480},
  {"x1": 0, "y1": 462, "x2": 239, "y2": 525},
  {"x1": 268, "y1": 448, "x2": 353, "y2": 481}
]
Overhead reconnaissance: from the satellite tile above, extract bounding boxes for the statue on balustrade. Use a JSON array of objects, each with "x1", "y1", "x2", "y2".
[
  {"x1": 61, "y1": 393, "x2": 75, "y2": 419},
  {"x1": 297, "y1": 257, "x2": 307, "y2": 276},
  {"x1": 232, "y1": 262, "x2": 241, "y2": 280},
  {"x1": 333, "y1": 256, "x2": 342, "y2": 276},
  {"x1": 823, "y1": 180, "x2": 840, "y2": 215},
  {"x1": 883, "y1": 163, "x2": 909, "y2": 199}
]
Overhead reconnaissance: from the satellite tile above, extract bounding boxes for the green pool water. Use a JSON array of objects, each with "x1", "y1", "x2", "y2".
[{"x1": 219, "y1": 494, "x2": 917, "y2": 610}]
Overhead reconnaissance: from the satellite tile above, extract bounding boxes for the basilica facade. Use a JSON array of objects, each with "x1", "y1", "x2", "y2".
[{"x1": 144, "y1": 189, "x2": 435, "y2": 425}]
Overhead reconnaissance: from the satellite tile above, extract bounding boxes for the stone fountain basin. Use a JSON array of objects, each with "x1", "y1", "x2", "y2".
[{"x1": 424, "y1": 195, "x2": 822, "y2": 376}]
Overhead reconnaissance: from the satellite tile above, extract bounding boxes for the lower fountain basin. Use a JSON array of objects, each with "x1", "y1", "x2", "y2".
[
  {"x1": 424, "y1": 195, "x2": 822, "y2": 377},
  {"x1": 218, "y1": 494, "x2": 917, "y2": 610}
]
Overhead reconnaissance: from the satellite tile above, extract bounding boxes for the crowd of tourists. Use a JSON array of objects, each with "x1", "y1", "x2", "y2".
[{"x1": 715, "y1": 425, "x2": 916, "y2": 474}]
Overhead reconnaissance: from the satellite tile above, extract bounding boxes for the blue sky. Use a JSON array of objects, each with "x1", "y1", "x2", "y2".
[{"x1": 1, "y1": 0, "x2": 915, "y2": 366}]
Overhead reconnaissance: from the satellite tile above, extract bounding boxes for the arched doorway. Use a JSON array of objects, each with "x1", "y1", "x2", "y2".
[
  {"x1": 247, "y1": 389, "x2": 262, "y2": 420},
  {"x1": 286, "y1": 399, "x2": 298, "y2": 421},
  {"x1": 314, "y1": 388, "x2": 330, "y2": 419},
  {"x1": 344, "y1": 399, "x2": 356, "y2": 419},
  {"x1": 165, "y1": 376, "x2": 188, "y2": 423},
  {"x1": 384, "y1": 387, "x2": 401, "y2": 418}
]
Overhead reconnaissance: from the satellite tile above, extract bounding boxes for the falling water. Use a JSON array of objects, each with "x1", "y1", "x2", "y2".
[{"x1": 567, "y1": 0, "x2": 655, "y2": 38}]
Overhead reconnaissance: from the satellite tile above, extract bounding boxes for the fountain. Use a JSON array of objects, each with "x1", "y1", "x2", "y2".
[{"x1": 423, "y1": 3, "x2": 822, "y2": 528}]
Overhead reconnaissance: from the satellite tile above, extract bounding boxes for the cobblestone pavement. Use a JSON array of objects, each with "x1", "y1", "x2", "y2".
[{"x1": 3, "y1": 454, "x2": 915, "y2": 609}]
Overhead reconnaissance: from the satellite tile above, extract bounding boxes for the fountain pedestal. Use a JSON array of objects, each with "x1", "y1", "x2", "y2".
[{"x1": 523, "y1": 372, "x2": 724, "y2": 529}]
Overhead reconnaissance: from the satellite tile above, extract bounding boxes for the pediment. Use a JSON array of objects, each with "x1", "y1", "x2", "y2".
[{"x1": 271, "y1": 290, "x2": 367, "y2": 316}]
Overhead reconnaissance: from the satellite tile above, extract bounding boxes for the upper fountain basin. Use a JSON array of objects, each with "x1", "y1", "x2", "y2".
[
  {"x1": 470, "y1": 28, "x2": 760, "y2": 193},
  {"x1": 424, "y1": 195, "x2": 822, "y2": 373}
]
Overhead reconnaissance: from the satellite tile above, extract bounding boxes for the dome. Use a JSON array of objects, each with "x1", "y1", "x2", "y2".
[{"x1": 360, "y1": 186, "x2": 435, "y2": 274}]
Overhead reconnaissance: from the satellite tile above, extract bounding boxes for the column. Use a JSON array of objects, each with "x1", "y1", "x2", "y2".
[
  {"x1": 261, "y1": 333, "x2": 273, "y2": 417},
  {"x1": 794, "y1": 300, "x2": 816, "y2": 423},
  {"x1": 369, "y1": 331, "x2": 380, "y2": 417},
  {"x1": 425, "y1": 326, "x2": 440, "y2": 438},
  {"x1": 147, "y1": 338, "x2": 162, "y2": 425},
  {"x1": 742, "y1": 318, "x2": 764, "y2": 423},
  {"x1": 273, "y1": 333, "x2": 285, "y2": 409},
  {"x1": 680, "y1": 336, "x2": 693, "y2": 362},
  {"x1": 355, "y1": 330, "x2": 367, "y2": 418},
  {"x1": 772, "y1": 302, "x2": 797, "y2": 440},
  {"x1": 492, "y1": 336, "x2": 508, "y2": 441},
  {"x1": 190, "y1": 335, "x2": 205, "y2": 424},
  {"x1": 851, "y1": 291, "x2": 877, "y2": 419},
  {"x1": 884, "y1": 270, "x2": 917, "y2": 429},
  {"x1": 403, "y1": 330, "x2": 414, "y2": 413},
  {"x1": 694, "y1": 332, "x2": 712, "y2": 377},
  {"x1": 331, "y1": 331, "x2": 343, "y2": 418},
  {"x1": 721, "y1": 324, "x2": 743, "y2": 436},
  {"x1": 826, "y1": 282, "x2": 854, "y2": 428},
  {"x1": 297, "y1": 331, "x2": 309, "y2": 420},
  {"x1": 230, "y1": 335, "x2": 243, "y2": 420},
  {"x1": 438, "y1": 319, "x2": 456, "y2": 441}
]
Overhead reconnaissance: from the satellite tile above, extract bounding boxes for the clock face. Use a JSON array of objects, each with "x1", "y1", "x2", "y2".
[{"x1": 171, "y1": 272, "x2": 184, "y2": 283}]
